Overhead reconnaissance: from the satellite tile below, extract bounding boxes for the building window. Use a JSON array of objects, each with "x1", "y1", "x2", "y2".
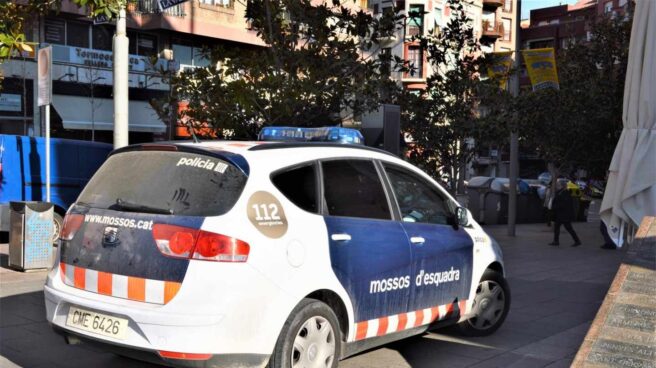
[
  {"x1": 173, "y1": 43, "x2": 211, "y2": 70},
  {"x1": 128, "y1": 33, "x2": 158, "y2": 57},
  {"x1": 502, "y1": 18, "x2": 511, "y2": 41},
  {"x1": 45, "y1": 19, "x2": 93, "y2": 48},
  {"x1": 407, "y1": 46, "x2": 423, "y2": 78},
  {"x1": 44, "y1": 18, "x2": 66, "y2": 44},
  {"x1": 408, "y1": 5, "x2": 424, "y2": 37},
  {"x1": 92, "y1": 25, "x2": 114, "y2": 51},
  {"x1": 503, "y1": 0, "x2": 512, "y2": 12},
  {"x1": 529, "y1": 39, "x2": 555, "y2": 49},
  {"x1": 434, "y1": 7, "x2": 443, "y2": 29},
  {"x1": 66, "y1": 22, "x2": 90, "y2": 48},
  {"x1": 604, "y1": 1, "x2": 613, "y2": 13}
]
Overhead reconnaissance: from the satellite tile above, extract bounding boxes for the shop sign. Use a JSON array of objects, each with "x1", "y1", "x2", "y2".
[
  {"x1": 69, "y1": 47, "x2": 146, "y2": 71},
  {"x1": 0, "y1": 94, "x2": 22, "y2": 112}
]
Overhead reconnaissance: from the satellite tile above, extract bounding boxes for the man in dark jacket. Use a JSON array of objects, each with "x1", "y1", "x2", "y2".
[{"x1": 549, "y1": 180, "x2": 582, "y2": 246}]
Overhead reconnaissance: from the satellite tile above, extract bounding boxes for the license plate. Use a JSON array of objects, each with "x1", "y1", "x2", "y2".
[{"x1": 66, "y1": 306, "x2": 129, "y2": 340}]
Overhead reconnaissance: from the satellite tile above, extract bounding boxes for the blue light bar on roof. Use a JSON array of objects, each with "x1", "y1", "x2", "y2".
[{"x1": 258, "y1": 127, "x2": 364, "y2": 145}]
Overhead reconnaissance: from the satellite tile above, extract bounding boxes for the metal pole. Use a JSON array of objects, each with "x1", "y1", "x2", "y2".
[
  {"x1": 91, "y1": 70, "x2": 95, "y2": 142},
  {"x1": 45, "y1": 104, "x2": 51, "y2": 202},
  {"x1": 507, "y1": 0, "x2": 521, "y2": 236},
  {"x1": 113, "y1": 6, "x2": 129, "y2": 148}
]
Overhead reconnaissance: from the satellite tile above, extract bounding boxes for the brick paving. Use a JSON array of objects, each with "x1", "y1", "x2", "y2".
[{"x1": 572, "y1": 217, "x2": 656, "y2": 368}]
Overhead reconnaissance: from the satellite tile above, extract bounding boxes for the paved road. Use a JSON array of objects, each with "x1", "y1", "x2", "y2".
[{"x1": 0, "y1": 222, "x2": 625, "y2": 368}]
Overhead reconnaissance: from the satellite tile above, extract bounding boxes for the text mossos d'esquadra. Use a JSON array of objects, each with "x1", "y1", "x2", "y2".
[{"x1": 369, "y1": 267, "x2": 461, "y2": 294}]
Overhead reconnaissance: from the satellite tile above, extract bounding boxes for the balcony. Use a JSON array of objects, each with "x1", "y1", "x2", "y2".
[
  {"x1": 407, "y1": 25, "x2": 423, "y2": 38},
  {"x1": 129, "y1": 0, "x2": 186, "y2": 17},
  {"x1": 483, "y1": 0, "x2": 504, "y2": 9},
  {"x1": 481, "y1": 20, "x2": 504, "y2": 39}
]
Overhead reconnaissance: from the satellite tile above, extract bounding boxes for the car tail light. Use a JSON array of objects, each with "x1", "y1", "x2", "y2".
[
  {"x1": 152, "y1": 224, "x2": 198, "y2": 258},
  {"x1": 60, "y1": 214, "x2": 84, "y2": 241},
  {"x1": 152, "y1": 224, "x2": 249, "y2": 262},
  {"x1": 194, "y1": 231, "x2": 250, "y2": 262}
]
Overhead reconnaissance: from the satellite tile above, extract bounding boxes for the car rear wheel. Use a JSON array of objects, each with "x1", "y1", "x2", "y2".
[
  {"x1": 268, "y1": 299, "x2": 341, "y2": 368},
  {"x1": 458, "y1": 269, "x2": 510, "y2": 337}
]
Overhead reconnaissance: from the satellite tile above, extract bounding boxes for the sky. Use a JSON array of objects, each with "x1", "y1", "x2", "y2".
[{"x1": 521, "y1": 0, "x2": 579, "y2": 20}]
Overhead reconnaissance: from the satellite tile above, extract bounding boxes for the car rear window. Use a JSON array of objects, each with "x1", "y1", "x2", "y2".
[
  {"x1": 77, "y1": 150, "x2": 247, "y2": 216},
  {"x1": 271, "y1": 164, "x2": 318, "y2": 213}
]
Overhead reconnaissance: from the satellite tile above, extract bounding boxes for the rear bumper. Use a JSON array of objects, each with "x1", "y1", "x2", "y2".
[{"x1": 51, "y1": 324, "x2": 269, "y2": 368}]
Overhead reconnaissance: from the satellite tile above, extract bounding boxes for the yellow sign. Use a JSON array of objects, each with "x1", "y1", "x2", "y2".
[
  {"x1": 487, "y1": 51, "x2": 513, "y2": 90},
  {"x1": 522, "y1": 48, "x2": 559, "y2": 91}
]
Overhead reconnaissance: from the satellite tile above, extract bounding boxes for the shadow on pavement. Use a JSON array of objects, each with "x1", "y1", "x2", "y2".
[{"x1": 0, "y1": 291, "x2": 162, "y2": 368}]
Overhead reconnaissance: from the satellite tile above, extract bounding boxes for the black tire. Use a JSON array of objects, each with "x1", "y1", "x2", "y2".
[
  {"x1": 457, "y1": 269, "x2": 511, "y2": 337},
  {"x1": 268, "y1": 299, "x2": 341, "y2": 368},
  {"x1": 52, "y1": 212, "x2": 64, "y2": 244}
]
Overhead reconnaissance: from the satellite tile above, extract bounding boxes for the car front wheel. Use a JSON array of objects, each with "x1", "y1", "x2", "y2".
[
  {"x1": 268, "y1": 299, "x2": 341, "y2": 368},
  {"x1": 458, "y1": 269, "x2": 510, "y2": 336}
]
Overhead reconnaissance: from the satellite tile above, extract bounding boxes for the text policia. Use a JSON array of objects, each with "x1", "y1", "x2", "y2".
[{"x1": 369, "y1": 267, "x2": 461, "y2": 294}]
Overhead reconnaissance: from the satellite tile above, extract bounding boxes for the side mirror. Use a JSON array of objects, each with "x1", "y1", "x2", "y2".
[{"x1": 456, "y1": 207, "x2": 470, "y2": 227}]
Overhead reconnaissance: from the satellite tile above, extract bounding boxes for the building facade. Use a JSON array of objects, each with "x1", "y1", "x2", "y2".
[
  {"x1": 366, "y1": 0, "x2": 518, "y2": 92},
  {"x1": 0, "y1": 0, "x2": 262, "y2": 143}
]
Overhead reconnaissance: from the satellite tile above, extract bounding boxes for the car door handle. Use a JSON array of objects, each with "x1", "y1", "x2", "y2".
[
  {"x1": 410, "y1": 236, "x2": 425, "y2": 245},
  {"x1": 331, "y1": 233, "x2": 352, "y2": 242}
]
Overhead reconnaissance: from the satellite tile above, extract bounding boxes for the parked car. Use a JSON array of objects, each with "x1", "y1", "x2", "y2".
[
  {"x1": 45, "y1": 141, "x2": 510, "y2": 368},
  {"x1": 0, "y1": 134, "x2": 112, "y2": 241}
]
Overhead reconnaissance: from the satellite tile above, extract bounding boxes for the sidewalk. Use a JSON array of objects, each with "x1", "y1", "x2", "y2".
[{"x1": 0, "y1": 221, "x2": 627, "y2": 368}]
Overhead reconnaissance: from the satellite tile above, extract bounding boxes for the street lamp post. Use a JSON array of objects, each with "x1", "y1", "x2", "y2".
[
  {"x1": 507, "y1": 0, "x2": 521, "y2": 236},
  {"x1": 113, "y1": 5, "x2": 129, "y2": 148}
]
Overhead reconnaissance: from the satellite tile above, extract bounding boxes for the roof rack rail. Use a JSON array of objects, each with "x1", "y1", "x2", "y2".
[{"x1": 248, "y1": 142, "x2": 396, "y2": 157}]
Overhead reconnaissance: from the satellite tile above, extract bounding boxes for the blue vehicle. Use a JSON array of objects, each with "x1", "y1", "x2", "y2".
[
  {"x1": 258, "y1": 126, "x2": 364, "y2": 144},
  {"x1": 0, "y1": 135, "x2": 112, "y2": 240}
]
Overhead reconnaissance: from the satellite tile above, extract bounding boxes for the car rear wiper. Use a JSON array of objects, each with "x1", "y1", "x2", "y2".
[{"x1": 110, "y1": 198, "x2": 173, "y2": 215}]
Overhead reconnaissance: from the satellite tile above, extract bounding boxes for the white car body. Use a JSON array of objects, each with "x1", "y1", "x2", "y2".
[{"x1": 44, "y1": 141, "x2": 505, "y2": 367}]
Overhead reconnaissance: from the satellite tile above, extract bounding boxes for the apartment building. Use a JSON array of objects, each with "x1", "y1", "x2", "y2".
[
  {"x1": 0, "y1": 0, "x2": 262, "y2": 143},
  {"x1": 366, "y1": 0, "x2": 518, "y2": 91}
]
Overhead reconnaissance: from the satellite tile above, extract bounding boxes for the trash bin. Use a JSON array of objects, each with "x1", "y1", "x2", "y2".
[
  {"x1": 9, "y1": 201, "x2": 54, "y2": 271},
  {"x1": 466, "y1": 176, "x2": 495, "y2": 223}
]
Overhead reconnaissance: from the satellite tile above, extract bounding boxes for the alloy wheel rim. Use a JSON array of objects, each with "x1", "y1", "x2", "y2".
[
  {"x1": 468, "y1": 280, "x2": 506, "y2": 330},
  {"x1": 291, "y1": 316, "x2": 335, "y2": 368}
]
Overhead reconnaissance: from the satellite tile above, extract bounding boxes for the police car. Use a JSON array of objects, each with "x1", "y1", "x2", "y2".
[{"x1": 45, "y1": 140, "x2": 510, "y2": 368}]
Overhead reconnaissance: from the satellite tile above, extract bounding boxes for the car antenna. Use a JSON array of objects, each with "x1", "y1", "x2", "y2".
[{"x1": 186, "y1": 120, "x2": 200, "y2": 143}]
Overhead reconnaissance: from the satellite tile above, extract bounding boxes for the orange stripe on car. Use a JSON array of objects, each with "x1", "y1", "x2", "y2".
[
  {"x1": 127, "y1": 276, "x2": 146, "y2": 302},
  {"x1": 97, "y1": 271, "x2": 113, "y2": 296},
  {"x1": 352, "y1": 300, "x2": 468, "y2": 341},
  {"x1": 164, "y1": 282, "x2": 182, "y2": 304},
  {"x1": 355, "y1": 321, "x2": 368, "y2": 341},
  {"x1": 58, "y1": 263, "x2": 180, "y2": 305},
  {"x1": 73, "y1": 266, "x2": 85, "y2": 289}
]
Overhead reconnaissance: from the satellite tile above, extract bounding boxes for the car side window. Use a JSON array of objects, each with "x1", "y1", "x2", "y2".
[
  {"x1": 271, "y1": 164, "x2": 318, "y2": 213},
  {"x1": 384, "y1": 164, "x2": 451, "y2": 225},
  {"x1": 321, "y1": 160, "x2": 391, "y2": 220}
]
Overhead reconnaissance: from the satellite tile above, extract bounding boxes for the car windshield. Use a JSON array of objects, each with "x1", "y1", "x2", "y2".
[{"x1": 77, "y1": 150, "x2": 247, "y2": 216}]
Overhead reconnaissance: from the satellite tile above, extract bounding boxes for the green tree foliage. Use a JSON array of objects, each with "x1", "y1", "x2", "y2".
[
  {"x1": 402, "y1": 0, "x2": 506, "y2": 193},
  {"x1": 164, "y1": 0, "x2": 409, "y2": 139},
  {"x1": 518, "y1": 12, "x2": 632, "y2": 179}
]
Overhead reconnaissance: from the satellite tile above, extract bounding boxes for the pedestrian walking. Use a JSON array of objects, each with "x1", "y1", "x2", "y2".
[{"x1": 549, "y1": 179, "x2": 582, "y2": 247}]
